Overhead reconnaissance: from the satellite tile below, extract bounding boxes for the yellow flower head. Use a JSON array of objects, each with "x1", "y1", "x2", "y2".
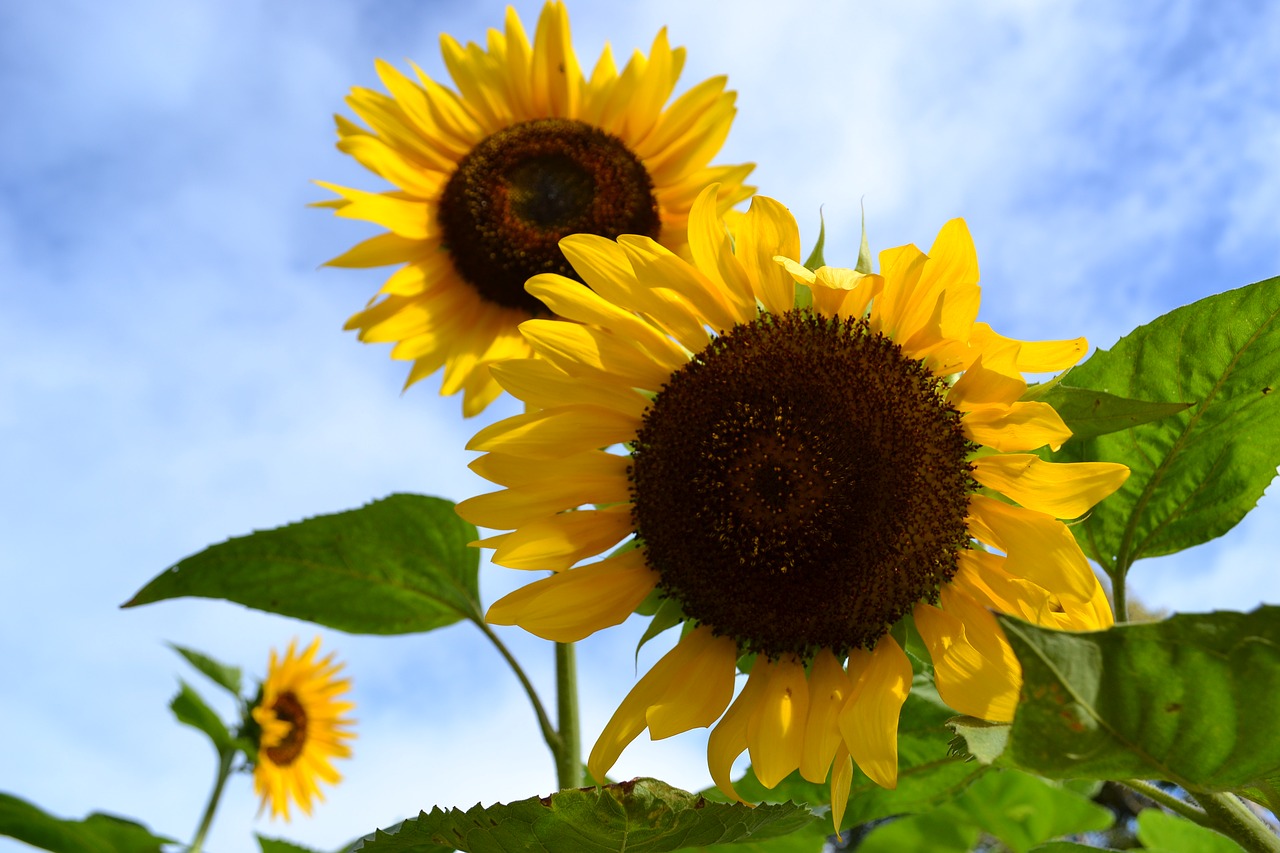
[
  {"x1": 457, "y1": 186, "x2": 1129, "y2": 829},
  {"x1": 320, "y1": 2, "x2": 755, "y2": 415},
  {"x1": 251, "y1": 637, "x2": 356, "y2": 821}
]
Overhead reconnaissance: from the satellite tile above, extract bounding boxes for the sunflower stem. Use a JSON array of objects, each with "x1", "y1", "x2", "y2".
[
  {"x1": 1110, "y1": 566, "x2": 1130, "y2": 624},
  {"x1": 1121, "y1": 779, "x2": 1210, "y2": 826},
  {"x1": 476, "y1": 620, "x2": 562, "y2": 763},
  {"x1": 1189, "y1": 791, "x2": 1280, "y2": 853},
  {"x1": 555, "y1": 641, "x2": 583, "y2": 790},
  {"x1": 188, "y1": 746, "x2": 234, "y2": 853}
]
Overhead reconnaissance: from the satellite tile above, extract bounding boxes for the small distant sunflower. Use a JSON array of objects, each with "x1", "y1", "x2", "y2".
[
  {"x1": 251, "y1": 637, "x2": 356, "y2": 821},
  {"x1": 319, "y1": 2, "x2": 754, "y2": 415},
  {"x1": 457, "y1": 186, "x2": 1128, "y2": 829}
]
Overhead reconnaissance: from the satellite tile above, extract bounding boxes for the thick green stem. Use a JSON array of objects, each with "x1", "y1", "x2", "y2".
[
  {"x1": 555, "y1": 641, "x2": 583, "y2": 790},
  {"x1": 188, "y1": 747, "x2": 234, "y2": 853},
  {"x1": 1121, "y1": 779, "x2": 1209, "y2": 827},
  {"x1": 1110, "y1": 565, "x2": 1129, "y2": 624},
  {"x1": 1190, "y1": 791, "x2": 1280, "y2": 853},
  {"x1": 476, "y1": 620, "x2": 561, "y2": 760}
]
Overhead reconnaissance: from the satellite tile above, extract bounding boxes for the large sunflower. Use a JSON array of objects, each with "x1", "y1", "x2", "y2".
[
  {"x1": 319, "y1": 2, "x2": 754, "y2": 415},
  {"x1": 456, "y1": 185, "x2": 1128, "y2": 827},
  {"x1": 251, "y1": 637, "x2": 356, "y2": 820}
]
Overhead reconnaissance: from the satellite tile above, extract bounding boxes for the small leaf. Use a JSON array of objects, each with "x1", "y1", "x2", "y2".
[
  {"x1": 1136, "y1": 808, "x2": 1246, "y2": 853},
  {"x1": 634, "y1": 596, "x2": 684, "y2": 664},
  {"x1": 125, "y1": 495, "x2": 481, "y2": 635},
  {"x1": 170, "y1": 680, "x2": 232, "y2": 751},
  {"x1": 999, "y1": 607, "x2": 1280, "y2": 801},
  {"x1": 1050, "y1": 277, "x2": 1280, "y2": 567},
  {"x1": 1026, "y1": 385, "x2": 1193, "y2": 443},
  {"x1": 170, "y1": 644, "x2": 242, "y2": 697},
  {"x1": 258, "y1": 837, "x2": 328, "y2": 853},
  {"x1": 0, "y1": 792, "x2": 173, "y2": 853},
  {"x1": 353, "y1": 778, "x2": 817, "y2": 852},
  {"x1": 946, "y1": 716, "x2": 1009, "y2": 765}
]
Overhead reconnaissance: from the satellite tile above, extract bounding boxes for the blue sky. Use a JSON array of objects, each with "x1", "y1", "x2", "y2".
[{"x1": 2, "y1": 1, "x2": 1279, "y2": 850}]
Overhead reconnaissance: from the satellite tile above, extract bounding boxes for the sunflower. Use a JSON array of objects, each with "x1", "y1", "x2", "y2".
[
  {"x1": 319, "y1": 2, "x2": 754, "y2": 416},
  {"x1": 251, "y1": 637, "x2": 356, "y2": 821},
  {"x1": 456, "y1": 185, "x2": 1129, "y2": 827}
]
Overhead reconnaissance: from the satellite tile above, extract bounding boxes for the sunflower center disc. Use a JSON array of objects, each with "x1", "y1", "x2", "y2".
[
  {"x1": 264, "y1": 691, "x2": 309, "y2": 766},
  {"x1": 630, "y1": 310, "x2": 977, "y2": 659},
  {"x1": 439, "y1": 118, "x2": 660, "y2": 316}
]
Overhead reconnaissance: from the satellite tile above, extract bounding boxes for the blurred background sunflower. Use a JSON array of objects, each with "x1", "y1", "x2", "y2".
[{"x1": 320, "y1": 1, "x2": 754, "y2": 415}]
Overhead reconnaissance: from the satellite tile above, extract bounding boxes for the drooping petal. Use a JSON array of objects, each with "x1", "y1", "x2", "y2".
[
  {"x1": 838, "y1": 635, "x2": 911, "y2": 789},
  {"x1": 914, "y1": 588, "x2": 1021, "y2": 721},
  {"x1": 746, "y1": 655, "x2": 810, "y2": 788},
  {"x1": 485, "y1": 548, "x2": 658, "y2": 642},
  {"x1": 589, "y1": 626, "x2": 736, "y2": 782},
  {"x1": 972, "y1": 454, "x2": 1130, "y2": 518},
  {"x1": 967, "y1": 494, "x2": 1098, "y2": 601},
  {"x1": 799, "y1": 648, "x2": 853, "y2": 784},
  {"x1": 707, "y1": 664, "x2": 769, "y2": 803},
  {"x1": 830, "y1": 744, "x2": 854, "y2": 838}
]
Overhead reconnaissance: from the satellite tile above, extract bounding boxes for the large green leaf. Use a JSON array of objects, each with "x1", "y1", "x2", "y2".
[
  {"x1": 0, "y1": 793, "x2": 173, "y2": 853},
  {"x1": 941, "y1": 769, "x2": 1113, "y2": 852},
  {"x1": 125, "y1": 495, "x2": 481, "y2": 634},
  {"x1": 1051, "y1": 277, "x2": 1280, "y2": 567},
  {"x1": 998, "y1": 608, "x2": 1280, "y2": 804},
  {"x1": 353, "y1": 779, "x2": 817, "y2": 852},
  {"x1": 855, "y1": 811, "x2": 980, "y2": 852},
  {"x1": 1136, "y1": 808, "x2": 1247, "y2": 852}
]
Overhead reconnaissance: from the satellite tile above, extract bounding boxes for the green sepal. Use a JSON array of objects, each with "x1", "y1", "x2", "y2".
[
  {"x1": 170, "y1": 643, "x2": 243, "y2": 697},
  {"x1": 125, "y1": 494, "x2": 481, "y2": 635},
  {"x1": 855, "y1": 202, "x2": 872, "y2": 274},
  {"x1": 634, "y1": 596, "x2": 685, "y2": 665},
  {"x1": 802, "y1": 211, "x2": 826, "y2": 271},
  {"x1": 353, "y1": 778, "x2": 818, "y2": 852},
  {"x1": 0, "y1": 792, "x2": 173, "y2": 853}
]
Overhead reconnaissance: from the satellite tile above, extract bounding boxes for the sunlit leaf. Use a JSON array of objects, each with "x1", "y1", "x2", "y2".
[
  {"x1": 1136, "y1": 808, "x2": 1246, "y2": 853},
  {"x1": 354, "y1": 779, "x2": 817, "y2": 852},
  {"x1": 0, "y1": 793, "x2": 172, "y2": 853},
  {"x1": 999, "y1": 607, "x2": 1280, "y2": 803},
  {"x1": 1051, "y1": 277, "x2": 1280, "y2": 567},
  {"x1": 125, "y1": 495, "x2": 481, "y2": 635},
  {"x1": 1025, "y1": 385, "x2": 1192, "y2": 443}
]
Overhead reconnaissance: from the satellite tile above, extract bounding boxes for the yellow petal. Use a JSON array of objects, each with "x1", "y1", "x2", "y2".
[
  {"x1": 949, "y1": 345, "x2": 1026, "y2": 410},
  {"x1": 466, "y1": 405, "x2": 638, "y2": 458},
  {"x1": 687, "y1": 184, "x2": 757, "y2": 322},
  {"x1": 871, "y1": 243, "x2": 927, "y2": 338},
  {"x1": 838, "y1": 635, "x2": 911, "y2": 789},
  {"x1": 967, "y1": 494, "x2": 1097, "y2": 601},
  {"x1": 914, "y1": 588, "x2": 1020, "y2": 721},
  {"x1": 971, "y1": 322, "x2": 1088, "y2": 372},
  {"x1": 469, "y1": 449, "x2": 628, "y2": 488},
  {"x1": 315, "y1": 182, "x2": 436, "y2": 241},
  {"x1": 455, "y1": 475, "x2": 630, "y2": 529},
  {"x1": 485, "y1": 548, "x2": 657, "y2": 642},
  {"x1": 479, "y1": 505, "x2": 634, "y2": 571},
  {"x1": 323, "y1": 232, "x2": 427, "y2": 269},
  {"x1": 707, "y1": 663, "x2": 769, "y2": 803},
  {"x1": 799, "y1": 648, "x2": 853, "y2": 784},
  {"x1": 972, "y1": 454, "x2": 1130, "y2": 518},
  {"x1": 962, "y1": 401, "x2": 1073, "y2": 452},
  {"x1": 589, "y1": 625, "x2": 735, "y2": 781},
  {"x1": 745, "y1": 655, "x2": 809, "y2": 788},
  {"x1": 646, "y1": 628, "x2": 738, "y2": 739},
  {"x1": 734, "y1": 196, "x2": 801, "y2": 316},
  {"x1": 488, "y1": 359, "x2": 650, "y2": 419},
  {"x1": 830, "y1": 744, "x2": 853, "y2": 838},
  {"x1": 520, "y1": 319, "x2": 678, "y2": 391}
]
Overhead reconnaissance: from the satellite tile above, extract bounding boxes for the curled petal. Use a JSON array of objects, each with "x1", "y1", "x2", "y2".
[
  {"x1": 971, "y1": 322, "x2": 1087, "y2": 372},
  {"x1": 588, "y1": 626, "x2": 736, "y2": 782},
  {"x1": 972, "y1": 454, "x2": 1130, "y2": 518},
  {"x1": 746, "y1": 656, "x2": 810, "y2": 788},
  {"x1": 949, "y1": 345, "x2": 1026, "y2": 410},
  {"x1": 830, "y1": 744, "x2": 853, "y2": 839},
  {"x1": 962, "y1": 401, "x2": 1072, "y2": 452},
  {"x1": 967, "y1": 495, "x2": 1097, "y2": 602},
  {"x1": 707, "y1": 664, "x2": 770, "y2": 803},
  {"x1": 485, "y1": 548, "x2": 658, "y2": 642},
  {"x1": 914, "y1": 588, "x2": 1021, "y2": 721},
  {"x1": 839, "y1": 635, "x2": 911, "y2": 789}
]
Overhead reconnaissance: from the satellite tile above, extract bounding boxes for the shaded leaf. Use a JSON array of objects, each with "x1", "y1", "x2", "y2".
[
  {"x1": 941, "y1": 769, "x2": 1113, "y2": 852},
  {"x1": 258, "y1": 837, "x2": 328, "y2": 853},
  {"x1": 1026, "y1": 385, "x2": 1192, "y2": 443},
  {"x1": 354, "y1": 779, "x2": 817, "y2": 852},
  {"x1": 947, "y1": 716, "x2": 1010, "y2": 765},
  {"x1": 634, "y1": 596, "x2": 684, "y2": 664},
  {"x1": 171, "y1": 643, "x2": 242, "y2": 697},
  {"x1": 170, "y1": 680, "x2": 232, "y2": 751},
  {"x1": 1136, "y1": 808, "x2": 1246, "y2": 853},
  {"x1": 0, "y1": 793, "x2": 172, "y2": 853},
  {"x1": 856, "y1": 811, "x2": 979, "y2": 852},
  {"x1": 1051, "y1": 277, "x2": 1280, "y2": 566},
  {"x1": 126, "y1": 495, "x2": 481, "y2": 635},
  {"x1": 999, "y1": 608, "x2": 1280, "y2": 801},
  {"x1": 1029, "y1": 843, "x2": 1122, "y2": 852}
]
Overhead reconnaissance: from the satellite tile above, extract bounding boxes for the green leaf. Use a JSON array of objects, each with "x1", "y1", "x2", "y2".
[
  {"x1": 125, "y1": 494, "x2": 481, "y2": 635},
  {"x1": 258, "y1": 837, "x2": 329, "y2": 853},
  {"x1": 170, "y1": 680, "x2": 232, "y2": 751},
  {"x1": 1026, "y1": 385, "x2": 1193, "y2": 443},
  {"x1": 855, "y1": 811, "x2": 980, "y2": 853},
  {"x1": 1029, "y1": 843, "x2": 1122, "y2": 853},
  {"x1": 999, "y1": 607, "x2": 1280, "y2": 800},
  {"x1": 0, "y1": 792, "x2": 173, "y2": 853},
  {"x1": 681, "y1": 821, "x2": 831, "y2": 853},
  {"x1": 634, "y1": 596, "x2": 684, "y2": 664},
  {"x1": 1136, "y1": 808, "x2": 1246, "y2": 853},
  {"x1": 946, "y1": 716, "x2": 1010, "y2": 765},
  {"x1": 941, "y1": 769, "x2": 1113, "y2": 852},
  {"x1": 353, "y1": 779, "x2": 818, "y2": 852},
  {"x1": 170, "y1": 643, "x2": 243, "y2": 697},
  {"x1": 1050, "y1": 277, "x2": 1280, "y2": 567}
]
